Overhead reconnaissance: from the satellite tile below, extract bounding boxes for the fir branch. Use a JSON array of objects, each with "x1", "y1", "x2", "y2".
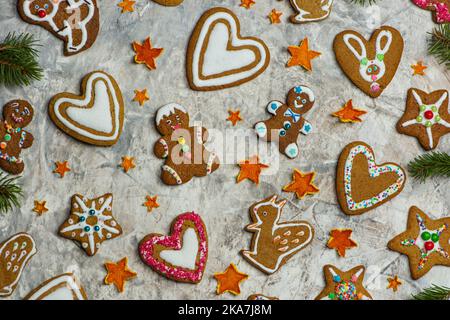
[
  {"x1": 413, "y1": 284, "x2": 450, "y2": 300},
  {"x1": 428, "y1": 24, "x2": 450, "y2": 69},
  {"x1": 0, "y1": 173, "x2": 23, "y2": 214},
  {"x1": 347, "y1": 0, "x2": 380, "y2": 5},
  {"x1": 408, "y1": 152, "x2": 450, "y2": 182},
  {"x1": 0, "y1": 33, "x2": 43, "y2": 87}
]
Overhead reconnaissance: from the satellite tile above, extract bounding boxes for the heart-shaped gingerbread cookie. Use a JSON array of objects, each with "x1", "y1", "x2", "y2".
[
  {"x1": 187, "y1": 7, "x2": 270, "y2": 91},
  {"x1": 336, "y1": 141, "x2": 406, "y2": 216},
  {"x1": 334, "y1": 26, "x2": 404, "y2": 98},
  {"x1": 138, "y1": 212, "x2": 208, "y2": 283},
  {"x1": 49, "y1": 71, "x2": 124, "y2": 146}
]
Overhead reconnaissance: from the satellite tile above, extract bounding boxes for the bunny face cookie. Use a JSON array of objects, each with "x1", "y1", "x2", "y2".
[
  {"x1": 17, "y1": 0, "x2": 100, "y2": 56},
  {"x1": 154, "y1": 103, "x2": 220, "y2": 185},
  {"x1": 334, "y1": 26, "x2": 404, "y2": 98},
  {"x1": 254, "y1": 86, "x2": 315, "y2": 159},
  {"x1": 289, "y1": 0, "x2": 334, "y2": 23}
]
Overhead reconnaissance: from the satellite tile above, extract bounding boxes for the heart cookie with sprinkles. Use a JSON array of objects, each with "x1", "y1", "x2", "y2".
[
  {"x1": 49, "y1": 71, "x2": 124, "y2": 146},
  {"x1": 186, "y1": 7, "x2": 270, "y2": 91},
  {"x1": 336, "y1": 141, "x2": 406, "y2": 216},
  {"x1": 138, "y1": 212, "x2": 208, "y2": 284}
]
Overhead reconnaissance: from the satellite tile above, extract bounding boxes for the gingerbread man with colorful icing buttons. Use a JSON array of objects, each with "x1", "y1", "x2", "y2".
[
  {"x1": 153, "y1": 103, "x2": 220, "y2": 185},
  {"x1": 0, "y1": 100, "x2": 34, "y2": 175},
  {"x1": 254, "y1": 86, "x2": 315, "y2": 159}
]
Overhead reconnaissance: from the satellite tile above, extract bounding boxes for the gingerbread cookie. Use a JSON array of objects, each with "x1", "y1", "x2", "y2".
[
  {"x1": 152, "y1": 0, "x2": 183, "y2": 6},
  {"x1": 25, "y1": 273, "x2": 87, "y2": 300},
  {"x1": 396, "y1": 88, "x2": 449, "y2": 150},
  {"x1": 247, "y1": 294, "x2": 279, "y2": 300},
  {"x1": 336, "y1": 141, "x2": 406, "y2": 216},
  {"x1": 17, "y1": 0, "x2": 99, "y2": 56},
  {"x1": 241, "y1": 195, "x2": 314, "y2": 274},
  {"x1": 315, "y1": 265, "x2": 372, "y2": 300},
  {"x1": 186, "y1": 7, "x2": 270, "y2": 91},
  {"x1": 154, "y1": 103, "x2": 219, "y2": 185},
  {"x1": 139, "y1": 212, "x2": 208, "y2": 284},
  {"x1": 289, "y1": 0, "x2": 334, "y2": 24},
  {"x1": 412, "y1": 0, "x2": 450, "y2": 23},
  {"x1": 388, "y1": 206, "x2": 450, "y2": 280},
  {"x1": 0, "y1": 232, "x2": 36, "y2": 297},
  {"x1": 58, "y1": 193, "x2": 122, "y2": 256},
  {"x1": 334, "y1": 26, "x2": 404, "y2": 98},
  {"x1": 0, "y1": 100, "x2": 34, "y2": 175},
  {"x1": 49, "y1": 71, "x2": 124, "y2": 147},
  {"x1": 254, "y1": 86, "x2": 315, "y2": 159}
]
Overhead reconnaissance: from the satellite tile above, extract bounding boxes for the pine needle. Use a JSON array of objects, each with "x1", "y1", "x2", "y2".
[
  {"x1": 408, "y1": 152, "x2": 450, "y2": 182},
  {"x1": 0, "y1": 173, "x2": 23, "y2": 214},
  {"x1": 0, "y1": 33, "x2": 43, "y2": 87},
  {"x1": 428, "y1": 24, "x2": 450, "y2": 69},
  {"x1": 413, "y1": 284, "x2": 450, "y2": 300},
  {"x1": 348, "y1": 0, "x2": 380, "y2": 5}
]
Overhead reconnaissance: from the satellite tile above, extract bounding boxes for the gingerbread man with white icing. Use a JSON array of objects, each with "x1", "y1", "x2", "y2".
[
  {"x1": 153, "y1": 103, "x2": 220, "y2": 185},
  {"x1": 0, "y1": 100, "x2": 34, "y2": 175}
]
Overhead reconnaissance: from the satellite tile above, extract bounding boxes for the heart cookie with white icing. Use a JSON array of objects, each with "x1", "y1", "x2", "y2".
[
  {"x1": 49, "y1": 71, "x2": 124, "y2": 146},
  {"x1": 138, "y1": 212, "x2": 208, "y2": 284},
  {"x1": 336, "y1": 141, "x2": 406, "y2": 216},
  {"x1": 187, "y1": 7, "x2": 270, "y2": 91}
]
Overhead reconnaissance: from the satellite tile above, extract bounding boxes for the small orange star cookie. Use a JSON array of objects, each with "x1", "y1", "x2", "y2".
[
  {"x1": 327, "y1": 229, "x2": 358, "y2": 257},
  {"x1": 227, "y1": 110, "x2": 243, "y2": 126},
  {"x1": 120, "y1": 156, "x2": 135, "y2": 173},
  {"x1": 143, "y1": 195, "x2": 159, "y2": 213},
  {"x1": 104, "y1": 257, "x2": 137, "y2": 293},
  {"x1": 133, "y1": 89, "x2": 150, "y2": 106},
  {"x1": 53, "y1": 161, "x2": 71, "y2": 178},
  {"x1": 282, "y1": 169, "x2": 319, "y2": 199},
  {"x1": 387, "y1": 275, "x2": 402, "y2": 292},
  {"x1": 411, "y1": 61, "x2": 427, "y2": 76},
  {"x1": 332, "y1": 100, "x2": 367, "y2": 123},
  {"x1": 268, "y1": 9, "x2": 282, "y2": 24},
  {"x1": 214, "y1": 263, "x2": 248, "y2": 295},
  {"x1": 132, "y1": 37, "x2": 164, "y2": 71},
  {"x1": 240, "y1": 0, "x2": 256, "y2": 9},
  {"x1": 287, "y1": 38, "x2": 321, "y2": 72},
  {"x1": 118, "y1": 0, "x2": 135, "y2": 13},
  {"x1": 236, "y1": 155, "x2": 269, "y2": 185},
  {"x1": 33, "y1": 200, "x2": 48, "y2": 216}
]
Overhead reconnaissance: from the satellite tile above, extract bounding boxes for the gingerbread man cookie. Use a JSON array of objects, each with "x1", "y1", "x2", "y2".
[
  {"x1": 153, "y1": 103, "x2": 220, "y2": 185},
  {"x1": 17, "y1": 0, "x2": 100, "y2": 56},
  {"x1": 0, "y1": 100, "x2": 34, "y2": 175},
  {"x1": 289, "y1": 0, "x2": 334, "y2": 24},
  {"x1": 412, "y1": 0, "x2": 450, "y2": 23},
  {"x1": 254, "y1": 86, "x2": 315, "y2": 159},
  {"x1": 241, "y1": 195, "x2": 314, "y2": 274},
  {"x1": 396, "y1": 88, "x2": 449, "y2": 150}
]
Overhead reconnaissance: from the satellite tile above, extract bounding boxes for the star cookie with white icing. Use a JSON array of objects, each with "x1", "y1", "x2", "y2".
[{"x1": 59, "y1": 193, "x2": 122, "y2": 256}]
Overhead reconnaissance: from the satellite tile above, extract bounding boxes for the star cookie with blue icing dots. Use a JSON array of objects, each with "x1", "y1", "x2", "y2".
[
  {"x1": 254, "y1": 85, "x2": 316, "y2": 159},
  {"x1": 59, "y1": 193, "x2": 122, "y2": 256}
]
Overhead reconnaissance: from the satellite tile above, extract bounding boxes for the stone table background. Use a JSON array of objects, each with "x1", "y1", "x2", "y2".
[{"x1": 1, "y1": 0, "x2": 449, "y2": 300}]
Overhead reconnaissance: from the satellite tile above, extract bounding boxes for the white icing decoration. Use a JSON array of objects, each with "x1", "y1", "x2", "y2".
[
  {"x1": 26, "y1": 274, "x2": 86, "y2": 300},
  {"x1": 156, "y1": 103, "x2": 186, "y2": 125},
  {"x1": 291, "y1": 0, "x2": 334, "y2": 23},
  {"x1": 51, "y1": 72, "x2": 122, "y2": 143},
  {"x1": 22, "y1": 0, "x2": 96, "y2": 53},
  {"x1": 159, "y1": 228, "x2": 199, "y2": 270},
  {"x1": 190, "y1": 9, "x2": 269, "y2": 89}
]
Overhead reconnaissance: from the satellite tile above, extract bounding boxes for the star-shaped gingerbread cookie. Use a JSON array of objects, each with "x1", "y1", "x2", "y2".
[
  {"x1": 387, "y1": 206, "x2": 450, "y2": 280},
  {"x1": 396, "y1": 88, "x2": 450, "y2": 150},
  {"x1": 315, "y1": 265, "x2": 372, "y2": 300},
  {"x1": 59, "y1": 193, "x2": 123, "y2": 256}
]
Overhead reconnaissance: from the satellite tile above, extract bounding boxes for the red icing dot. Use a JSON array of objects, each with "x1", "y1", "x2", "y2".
[
  {"x1": 38, "y1": 10, "x2": 47, "y2": 18},
  {"x1": 424, "y1": 110, "x2": 434, "y2": 120},
  {"x1": 424, "y1": 241, "x2": 434, "y2": 251}
]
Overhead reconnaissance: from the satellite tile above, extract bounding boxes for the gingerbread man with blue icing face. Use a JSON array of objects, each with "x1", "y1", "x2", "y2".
[
  {"x1": 254, "y1": 86, "x2": 316, "y2": 159},
  {"x1": 153, "y1": 103, "x2": 220, "y2": 185}
]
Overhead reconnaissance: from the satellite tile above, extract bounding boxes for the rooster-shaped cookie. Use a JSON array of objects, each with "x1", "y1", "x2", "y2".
[{"x1": 241, "y1": 195, "x2": 314, "y2": 274}]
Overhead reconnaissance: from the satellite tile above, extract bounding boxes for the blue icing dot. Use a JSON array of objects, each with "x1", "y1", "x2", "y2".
[
  {"x1": 304, "y1": 124, "x2": 311, "y2": 132},
  {"x1": 271, "y1": 103, "x2": 277, "y2": 110},
  {"x1": 294, "y1": 86, "x2": 302, "y2": 93},
  {"x1": 333, "y1": 275, "x2": 341, "y2": 283}
]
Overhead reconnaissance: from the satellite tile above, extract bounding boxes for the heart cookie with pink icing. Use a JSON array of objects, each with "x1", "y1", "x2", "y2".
[{"x1": 138, "y1": 212, "x2": 208, "y2": 284}]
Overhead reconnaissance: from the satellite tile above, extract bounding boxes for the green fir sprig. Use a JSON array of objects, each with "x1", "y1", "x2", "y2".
[
  {"x1": 0, "y1": 173, "x2": 23, "y2": 214},
  {"x1": 428, "y1": 24, "x2": 450, "y2": 69},
  {"x1": 348, "y1": 0, "x2": 380, "y2": 5},
  {"x1": 0, "y1": 33, "x2": 43, "y2": 87},
  {"x1": 413, "y1": 284, "x2": 450, "y2": 300},
  {"x1": 408, "y1": 152, "x2": 450, "y2": 182}
]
